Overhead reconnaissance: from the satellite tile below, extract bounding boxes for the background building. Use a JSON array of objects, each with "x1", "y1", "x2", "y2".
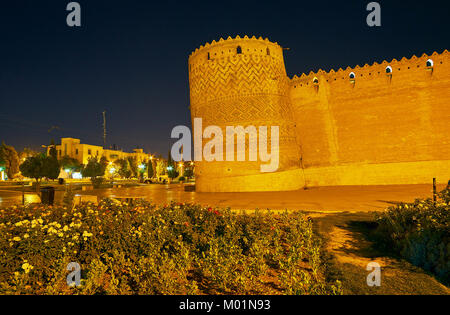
[{"x1": 52, "y1": 138, "x2": 151, "y2": 165}]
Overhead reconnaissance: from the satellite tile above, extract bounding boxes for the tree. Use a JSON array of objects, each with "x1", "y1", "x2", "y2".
[
  {"x1": 156, "y1": 159, "x2": 167, "y2": 177},
  {"x1": 166, "y1": 150, "x2": 179, "y2": 179},
  {"x1": 82, "y1": 157, "x2": 107, "y2": 188},
  {"x1": 19, "y1": 154, "x2": 47, "y2": 192},
  {"x1": 147, "y1": 159, "x2": 154, "y2": 179},
  {"x1": 60, "y1": 155, "x2": 82, "y2": 173},
  {"x1": 19, "y1": 148, "x2": 39, "y2": 161},
  {"x1": 167, "y1": 150, "x2": 174, "y2": 168},
  {"x1": 45, "y1": 142, "x2": 60, "y2": 180},
  {"x1": 115, "y1": 158, "x2": 132, "y2": 179},
  {"x1": 0, "y1": 142, "x2": 20, "y2": 179},
  {"x1": 49, "y1": 139, "x2": 58, "y2": 159},
  {"x1": 183, "y1": 168, "x2": 194, "y2": 180},
  {"x1": 167, "y1": 165, "x2": 179, "y2": 180},
  {"x1": 44, "y1": 156, "x2": 60, "y2": 180},
  {"x1": 127, "y1": 156, "x2": 138, "y2": 178}
]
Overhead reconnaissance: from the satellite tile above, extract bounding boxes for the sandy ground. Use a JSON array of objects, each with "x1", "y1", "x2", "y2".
[{"x1": 310, "y1": 212, "x2": 450, "y2": 295}]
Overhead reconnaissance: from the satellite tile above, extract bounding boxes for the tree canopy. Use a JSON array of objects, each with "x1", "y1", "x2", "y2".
[
  {"x1": 0, "y1": 142, "x2": 20, "y2": 179},
  {"x1": 147, "y1": 159, "x2": 154, "y2": 178},
  {"x1": 60, "y1": 155, "x2": 82, "y2": 172},
  {"x1": 115, "y1": 158, "x2": 131, "y2": 179},
  {"x1": 19, "y1": 153, "x2": 58, "y2": 192},
  {"x1": 81, "y1": 157, "x2": 107, "y2": 179}
]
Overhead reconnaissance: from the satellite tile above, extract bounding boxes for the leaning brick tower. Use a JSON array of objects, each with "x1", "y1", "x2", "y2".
[{"x1": 188, "y1": 36, "x2": 303, "y2": 192}]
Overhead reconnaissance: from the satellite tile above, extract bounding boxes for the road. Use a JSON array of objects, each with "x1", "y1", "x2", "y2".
[{"x1": 0, "y1": 184, "x2": 445, "y2": 212}]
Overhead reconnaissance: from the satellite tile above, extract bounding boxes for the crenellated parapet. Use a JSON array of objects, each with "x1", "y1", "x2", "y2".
[
  {"x1": 290, "y1": 49, "x2": 449, "y2": 88},
  {"x1": 189, "y1": 35, "x2": 285, "y2": 70}
]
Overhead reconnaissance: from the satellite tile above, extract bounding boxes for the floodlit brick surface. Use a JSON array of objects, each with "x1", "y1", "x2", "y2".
[{"x1": 189, "y1": 36, "x2": 450, "y2": 191}]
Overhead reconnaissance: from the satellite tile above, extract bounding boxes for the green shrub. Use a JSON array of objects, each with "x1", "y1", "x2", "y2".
[
  {"x1": 0, "y1": 202, "x2": 341, "y2": 295},
  {"x1": 374, "y1": 188, "x2": 450, "y2": 285}
]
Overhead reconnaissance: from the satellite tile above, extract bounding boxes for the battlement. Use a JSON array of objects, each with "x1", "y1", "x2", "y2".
[
  {"x1": 290, "y1": 49, "x2": 449, "y2": 87},
  {"x1": 187, "y1": 36, "x2": 450, "y2": 191},
  {"x1": 188, "y1": 35, "x2": 284, "y2": 70}
]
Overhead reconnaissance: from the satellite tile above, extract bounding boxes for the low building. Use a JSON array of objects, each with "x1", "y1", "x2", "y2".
[{"x1": 52, "y1": 138, "x2": 151, "y2": 165}]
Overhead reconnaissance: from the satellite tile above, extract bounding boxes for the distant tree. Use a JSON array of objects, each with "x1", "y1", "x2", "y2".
[
  {"x1": 127, "y1": 156, "x2": 138, "y2": 178},
  {"x1": 60, "y1": 155, "x2": 82, "y2": 173},
  {"x1": 19, "y1": 148, "x2": 39, "y2": 161},
  {"x1": 19, "y1": 154, "x2": 48, "y2": 192},
  {"x1": 167, "y1": 165, "x2": 179, "y2": 180},
  {"x1": 115, "y1": 158, "x2": 132, "y2": 179},
  {"x1": 99, "y1": 156, "x2": 109, "y2": 170},
  {"x1": 166, "y1": 150, "x2": 179, "y2": 179},
  {"x1": 0, "y1": 142, "x2": 20, "y2": 179},
  {"x1": 49, "y1": 139, "x2": 58, "y2": 159},
  {"x1": 167, "y1": 150, "x2": 174, "y2": 168},
  {"x1": 183, "y1": 168, "x2": 194, "y2": 179},
  {"x1": 151, "y1": 158, "x2": 157, "y2": 178},
  {"x1": 45, "y1": 142, "x2": 60, "y2": 180},
  {"x1": 156, "y1": 159, "x2": 167, "y2": 177},
  {"x1": 147, "y1": 160, "x2": 154, "y2": 178},
  {"x1": 44, "y1": 156, "x2": 60, "y2": 180},
  {"x1": 82, "y1": 157, "x2": 107, "y2": 188}
]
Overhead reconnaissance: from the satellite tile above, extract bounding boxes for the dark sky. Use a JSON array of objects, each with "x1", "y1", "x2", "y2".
[{"x1": 0, "y1": 0, "x2": 449, "y2": 156}]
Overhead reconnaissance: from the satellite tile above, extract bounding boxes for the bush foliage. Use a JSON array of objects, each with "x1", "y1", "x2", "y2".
[
  {"x1": 374, "y1": 188, "x2": 450, "y2": 285},
  {"x1": 0, "y1": 201, "x2": 341, "y2": 295}
]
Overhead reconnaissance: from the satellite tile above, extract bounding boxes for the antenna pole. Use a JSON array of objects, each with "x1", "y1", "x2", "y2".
[{"x1": 102, "y1": 111, "x2": 107, "y2": 148}]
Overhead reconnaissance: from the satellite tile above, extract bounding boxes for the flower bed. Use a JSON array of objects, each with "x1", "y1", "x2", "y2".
[
  {"x1": 374, "y1": 188, "x2": 450, "y2": 285},
  {"x1": 0, "y1": 200, "x2": 342, "y2": 295}
]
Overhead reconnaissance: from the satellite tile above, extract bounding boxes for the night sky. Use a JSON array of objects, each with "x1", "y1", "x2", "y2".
[{"x1": 0, "y1": 0, "x2": 449, "y2": 156}]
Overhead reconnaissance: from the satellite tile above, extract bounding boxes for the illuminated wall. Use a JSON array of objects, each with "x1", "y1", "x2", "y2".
[
  {"x1": 54, "y1": 138, "x2": 151, "y2": 165},
  {"x1": 188, "y1": 36, "x2": 450, "y2": 192},
  {"x1": 189, "y1": 36, "x2": 302, "y2": 192},
  {"x1": 290, "y1": 51, "x2": 450, "y2": 186}
]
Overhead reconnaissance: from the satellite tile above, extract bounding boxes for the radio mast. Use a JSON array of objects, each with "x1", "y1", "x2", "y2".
[{"x1": 102, "y1": 111, "x2": 107, "y2": 148}]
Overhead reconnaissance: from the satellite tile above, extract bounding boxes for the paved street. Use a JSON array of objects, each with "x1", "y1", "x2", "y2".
[{"x1": 0, "y1": 184, "x2": 445, "y2": 212}]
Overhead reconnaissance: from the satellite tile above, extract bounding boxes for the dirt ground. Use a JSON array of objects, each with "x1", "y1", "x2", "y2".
[{"x1": 309, "y1": 211, "x2": 450, "y2": 295}]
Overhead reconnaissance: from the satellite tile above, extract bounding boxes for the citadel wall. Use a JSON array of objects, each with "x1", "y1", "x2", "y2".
[
  {"x1": 290, "y1": 50, "x2": 450, "y2": 186},
  {"x1": 189, "y1": 36, "x2": 303, "y2": 192},
  {"x1": 188, "y1": 36, "x2": 450, "y2": 192}
]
